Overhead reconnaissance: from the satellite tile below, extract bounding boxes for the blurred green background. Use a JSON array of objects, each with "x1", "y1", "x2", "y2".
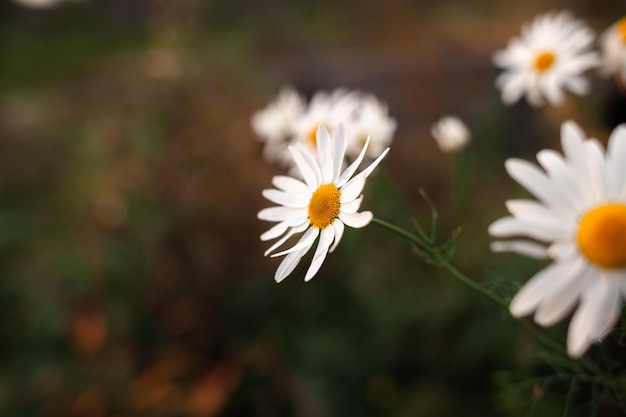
[{"x1": 0, "y1": 0, "x2": 624, "y2": 416}]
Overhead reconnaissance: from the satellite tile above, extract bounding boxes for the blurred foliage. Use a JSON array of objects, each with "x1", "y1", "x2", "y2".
[{"x1": 0, "y1": 0, "x2": 625, "y2": 416}]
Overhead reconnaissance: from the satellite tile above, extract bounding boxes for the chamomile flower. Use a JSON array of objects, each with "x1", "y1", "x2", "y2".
[
  {"x1": 431, "y1": 116, "x2": 471, "y2": 153},
  {"x1": 493, "y1": 11, "x2": 600, "y2": 107},
  {"x1": 345, "y1": 94, "x2": 397, "y2": 160},
  {"x1": 599, "y1": 17, "x2": 626, "y2": 83},
  {"x1": 251, "y1": 87, "x2": 305, "y2": 166},
  {"x1": 258, "y1": 125, "x2": 389, "y2": 282},
  {"x1": 292, "y1": 89, "x2": 360, "y2": 154},
  {"x1": 490, "y1": 120, "x2": 626, "y2": 357}
]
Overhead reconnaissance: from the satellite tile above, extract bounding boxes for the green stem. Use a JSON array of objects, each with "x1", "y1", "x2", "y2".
[{"x1": 371, "y1": 216, "x2": 606, "y2": 376}]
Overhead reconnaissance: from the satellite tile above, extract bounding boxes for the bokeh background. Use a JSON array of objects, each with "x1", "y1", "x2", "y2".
[{"x1": 0, "y1": 0, "x2": 625, "y2": 416}]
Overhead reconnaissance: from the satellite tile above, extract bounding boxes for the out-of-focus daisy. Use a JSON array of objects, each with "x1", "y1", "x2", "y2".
[
  {"x1": 251, "y1": 87, "x2": 304, "y2": 166},
  {"x1": 345, "y1": 94, "x2": 397, "y2": 160},
  {"x1": 431, "y1": 116, "x2": 471, "y2": 153},
  {"x1": 599, "y1": 17, "x2": 626, "y2": 83},
  {"x1": 489, "y1": 120, "x2": 626, "y2": 357},
  {"x1": 292, "y1": 89, "x2": 360, "y2": 155},
  {"x1": 493, "y1": 11, "x2": 600, "y2": 107},
  {"x1": 258, "y1": 125, "x2": 389, "y2": 282}
]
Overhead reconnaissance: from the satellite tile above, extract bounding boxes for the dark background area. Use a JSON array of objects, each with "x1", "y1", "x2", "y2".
[{"x1": 0, "y1": 1, "x2": 624, "y2": 416}]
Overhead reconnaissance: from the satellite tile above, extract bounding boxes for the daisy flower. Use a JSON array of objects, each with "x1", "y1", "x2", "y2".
[
  {"x1": 345, "y1": 94, "x2": 397, "y2": 160},
  {"x1": 489, "y1": 120, "x2": 626, "y2": 357},
  {"x1": 599, "y1": 17, "x2": 626, "y2": 83},
  {"x1": 493, "y1": 11, "x2": 600, "y2": 107},
  {"x1": 431, "y1": 115, "x2": 471, "y2": 153},
  {"x1": 251, "y1": 87, "x2": 304, "y2": 166},
  {"x1": 258, "y1": 125, "x2": 389, "y2": 282},
  {"x1": 292, "y1": 89, "x2": 360, "y2": 155}
]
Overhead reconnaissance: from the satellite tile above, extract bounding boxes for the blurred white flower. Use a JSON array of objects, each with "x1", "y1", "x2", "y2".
[
  {"x1": 292, "y1": 89, "x2": 360, "y2": 155},
  {"x1": 431, "y1": 116, "x2": 471, "y2": 153},
  {"x1": 251, "y1": 87, "x2": 305, "y2": 166},
  {"x1": 493, "y1": 11, "x2": 600, "y2": 107},
  {"x1": 345, "y1": 94, "x2": 397, "y2": 160},
  {"x1": 490, "y1": 120, "x2": 626, "y2": 357},
  {"x1": 599, "y1": 17, "x2": 626, "y2": 82},
  {"x1": 258, "y1": 125, "x2": 389, "y2": 282},
  {"x1": 253, "y1": 87, "x2": 396, "y2": 171}
]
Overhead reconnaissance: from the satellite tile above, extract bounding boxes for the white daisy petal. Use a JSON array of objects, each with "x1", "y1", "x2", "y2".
[
  {"x1": 340, "y1": 196, "x2": 363, "y2": 214},
  {"x1": 329, "y1": 220, "x2": 345, "y2": 253},
  {"x1": 261, "y1": 221, "x2": 290, "y2": 242},
  {"x1": 270, "y1": 227, "x2": 320, "y2": 258},
  {"x1": 534, "y1": 263, "x2": 591, "y2": 326},
  {"x1": 275, "y1": 247, "x2": 309, "y2": 283},
  {"x1": 505, "y1": 199, "x2": 570, "y2": 229},
  {"x1": 264, "y1": 222, "x2": 309, "y2": 256},
  {"x1": 339, "y1": 211, "x2": 373, "y2": 229},
  {"x1": 304, "y1": 227, "x2": 335, "y2": 282},
  {"x1": 546, "y1": 240, "x2": 578, "y2": 260},
  {"x1": 258, "y1": 206, "x2": 305, "y2": 222},
  {"x1": 337, "y1": 137, "x2": 370, "y2": 188},
  {"x1": 340, "y1": 174, "x2": 366, "y2": 204},
  {"x1": 505, "y1": 159, "x2": 570, "y2": 210},
  {"x1": 606, "y1": 124, "x2": 626, "y2": 199},
  {"x1": 262, "y1": 189, "x2": 309, "y2": 208},
  {"x1": 489, "y1": 240, "x2": 548, "y2": 259},
  {"x1": 488, "y1": 216, "x2": 569, "y2": 242},
  {"x1": 567, "y1": 276, "x2": 621, "y2": 357},
  {"x1": 289, "y1": 146, "x2": 320, "y2": 189},
  {"x1": 563, "y1": 76, "x2": 589, "y2": 95},
  {"x1": 316, "y1": 125, "x2": 334, "y2": 184},
  {"x1": 359, "y1": 147, "x2": 390, "y2": 179},
  {"x1": 332, "y1": 125, "x2": 347, "y2": 182},
  {"x1": 510, "y1": 257, "x2": 586, "y2": 318},
  {"x1": 272, "y1": 175, "x2": 310, "y2": 195}
]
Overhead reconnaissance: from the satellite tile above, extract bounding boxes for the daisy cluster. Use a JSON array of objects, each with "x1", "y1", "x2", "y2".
[
  {"x1": 494, "y1": 11, "x2": 626, "y2": 106},
  {"x1": 254, "y1": 10, "x2": 626, "y2": 359},
  {"x1": 252, "y1": 87, "x2": 396, "y2": 168}
]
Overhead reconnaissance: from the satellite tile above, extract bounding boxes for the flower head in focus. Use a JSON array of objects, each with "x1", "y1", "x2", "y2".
[
  {"x1": 489, "y1": 121, "x2": 626, "y2": 357},
  {"x1": 251, "y1": 87, "x2": 305, "y2": 166},
  {"x1": 345, "y1": 94, "x2": 397, "y2": 160},
  {"x1": 431, "y1": 116, "x2": 471, "y2": 153},
  {"x1": 258, "y1": 125, "x2": 389, "y2": 282},
  {"x1": 493, "y1": 11, "x2": 600, "y2": 107},
  {"x1": 599, "y1": 17, "x2": 626, "y2": 83}
]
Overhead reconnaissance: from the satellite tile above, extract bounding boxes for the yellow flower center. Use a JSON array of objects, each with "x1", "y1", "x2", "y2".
[
  {"x1": 533, "y1": 51, "x2": 555, "y2": 72},
  {"x1": 618, "y1": 17, "x2": 626, "y2": 43},
  {"x1": 577, "y1": 203, "x2": 626, "y2": 269},
  {"x1": 307, "y1": 123, "x2": 330, "y2": 146},
  {"x1": 308, "y1": 184, "x2": 341, "y2": 229}
]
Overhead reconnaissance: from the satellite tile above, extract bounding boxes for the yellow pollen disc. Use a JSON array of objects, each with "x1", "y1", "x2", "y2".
[
  {"x1": 533, "y1": 51, "x2": 555, "y2": 72},
  {"x1": 307, "y1": 123, "x2": 330, "y2": 146},
  {"x1": 308, "y1": 183, "x2": 341, "y2": 229},
  {"x1": 577, "y1": 203, "x2": 626, "y2": 269},
  {"x1": 618, "y1": 17, "x2": 626, "y2": 43}
]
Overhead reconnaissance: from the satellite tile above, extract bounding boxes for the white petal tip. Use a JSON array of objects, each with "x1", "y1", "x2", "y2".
[
  {"x1": 566, "y1": 340, "x2": 588, "y2": 358},
  {"x1": 509, "y1": 298, "x2": 534, "y2": 319}
]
